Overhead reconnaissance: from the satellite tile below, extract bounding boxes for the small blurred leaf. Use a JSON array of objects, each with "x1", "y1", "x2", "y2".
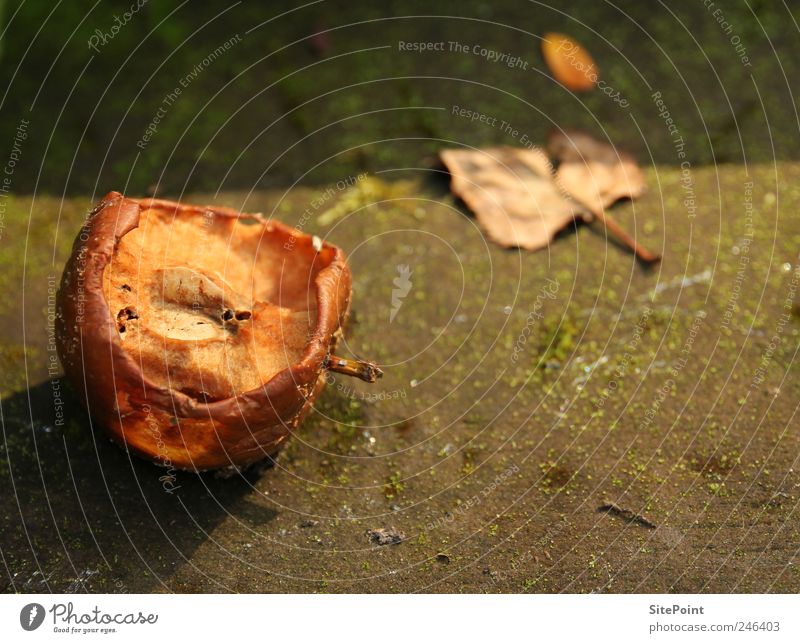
[{"x1": 541, "y1": 33, "x2": 598, "y2": 92}]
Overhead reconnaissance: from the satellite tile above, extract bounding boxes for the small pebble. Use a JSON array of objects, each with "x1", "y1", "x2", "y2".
[{"x1": 367, "y1": 527, "x2": 405, "y2": 546}]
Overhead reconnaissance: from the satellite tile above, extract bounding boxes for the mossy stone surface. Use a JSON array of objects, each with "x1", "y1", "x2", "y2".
[{"x1": 2, "y1": 162, "x2": 799, "y2": 592}]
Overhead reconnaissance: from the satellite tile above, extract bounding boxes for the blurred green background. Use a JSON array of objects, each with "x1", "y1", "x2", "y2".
[{"x1": 0, "y1": 0, "x2": 797, "y2": 195}]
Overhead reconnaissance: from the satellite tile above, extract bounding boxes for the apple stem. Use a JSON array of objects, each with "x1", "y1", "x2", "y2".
[{"x1": 326, "y1": 355, "x2": 383, "y2": 383}]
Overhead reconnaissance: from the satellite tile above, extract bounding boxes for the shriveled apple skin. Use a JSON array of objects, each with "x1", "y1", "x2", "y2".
[{"x1": 56, "y1": 192, "x2": 351, "y2": 471}]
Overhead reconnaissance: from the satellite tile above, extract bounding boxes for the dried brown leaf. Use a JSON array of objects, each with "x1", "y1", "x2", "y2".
[
  {"x1": 549, "y1": 130, "x2": 658, "y2": 264},
  {"x1": 549, "y1": 129, "x2": 646, "y2": 213},
  {"x1": 440, "y1": 146, "x2": 589, "y2": 251}
]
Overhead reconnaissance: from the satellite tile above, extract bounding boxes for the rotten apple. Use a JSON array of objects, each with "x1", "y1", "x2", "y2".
[{"x1": 56, "y1": 192, "x2": 380, "y2": 472}]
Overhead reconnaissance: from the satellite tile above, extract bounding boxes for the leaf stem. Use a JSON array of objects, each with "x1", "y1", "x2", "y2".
[{"x1": 591, "y1": 208, "x2": 661, "y2": 265}]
